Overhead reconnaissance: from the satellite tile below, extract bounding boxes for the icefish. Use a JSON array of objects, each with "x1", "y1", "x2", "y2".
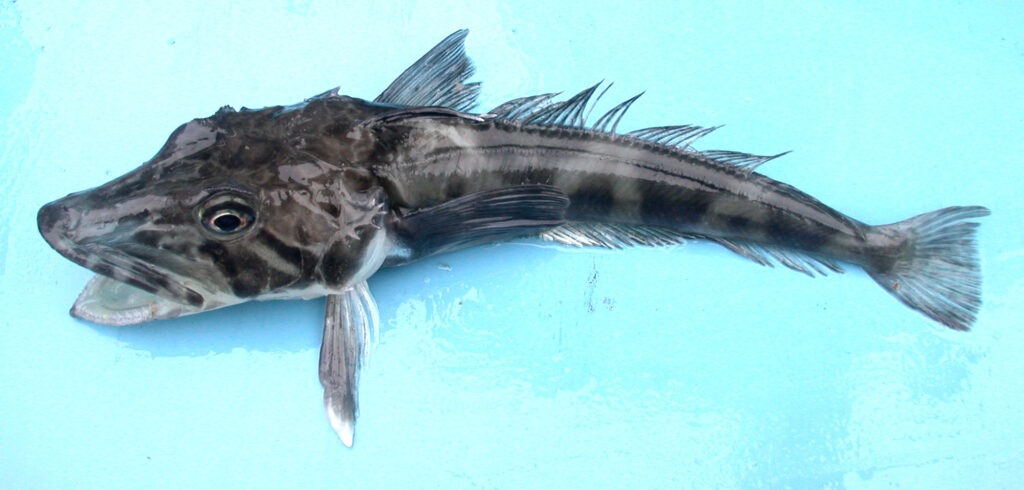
[{"x1": 37, "y1": 30, "x2": 988, "y2": 446}]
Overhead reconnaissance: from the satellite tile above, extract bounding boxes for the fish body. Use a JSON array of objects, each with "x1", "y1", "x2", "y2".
[{"x1": 37, "y1": 30, "x2": 988, "y2": 446}]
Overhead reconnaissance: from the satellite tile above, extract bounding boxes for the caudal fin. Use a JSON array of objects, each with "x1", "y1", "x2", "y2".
[{"x1": 867, "y1": 206, "x2": 990, "y2": 331}]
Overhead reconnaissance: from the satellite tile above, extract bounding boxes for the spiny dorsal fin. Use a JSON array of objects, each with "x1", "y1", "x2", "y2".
[{"x1": 374, "y1": 29, "x2": 481, "y2": 112}]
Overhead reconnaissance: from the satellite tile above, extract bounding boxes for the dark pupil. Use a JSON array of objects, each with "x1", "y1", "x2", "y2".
[{"x1": 213, "y1": 213, "x2": 242, "y2": 232}]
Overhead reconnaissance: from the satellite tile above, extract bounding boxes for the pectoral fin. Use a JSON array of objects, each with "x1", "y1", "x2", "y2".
[
  {"x1": 388, "y1": 184, "x2": 569, "y2": 263},
  {"x1": 319, "y1": 281, "x2": 379, "y2": 447}
]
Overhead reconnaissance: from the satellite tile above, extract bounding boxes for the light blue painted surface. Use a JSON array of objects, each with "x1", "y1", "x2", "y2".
[{"x1": 2, "y1": 1, "x2": 1023, "y2": 487}]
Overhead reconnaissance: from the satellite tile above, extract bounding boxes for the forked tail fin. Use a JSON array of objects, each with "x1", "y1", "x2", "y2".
[{"x1": 867, "y1": 206, "x2": 990, "y2": 331}]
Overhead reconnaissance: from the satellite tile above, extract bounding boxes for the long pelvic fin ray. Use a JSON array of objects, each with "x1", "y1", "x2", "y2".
[{"x1": 319, "y1": 282, "x2": 379, "y2": 447}]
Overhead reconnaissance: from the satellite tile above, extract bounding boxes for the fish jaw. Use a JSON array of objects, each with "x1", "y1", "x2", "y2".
[
  {"x1": 37, "y1": 198, "x2": 222, "y2": 326},
  {"x1": 68, "y1": 274, "x2": 209, "y2": 326}
]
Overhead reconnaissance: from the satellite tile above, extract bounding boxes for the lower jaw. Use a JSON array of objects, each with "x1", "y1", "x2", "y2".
[{"x1": 70, "y1": 274, "x2": 205, "y2": 326}]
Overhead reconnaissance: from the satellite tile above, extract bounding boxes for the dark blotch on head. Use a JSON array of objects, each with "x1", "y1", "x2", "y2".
[
  {"x1": 150, "y1": 274, "x2": 170, "y2": 289},
  {"x1": 93, "y1": 263, "x2": 115, "y2": 278},
  {"x1": 200, "y1": 233, "x2": 307, "y2": 298},
  {"x1": 319, "y1": 202, "x2": 340, "y2": 218},
  {"x1": 294, "y1": 224, "x2": 313, "y2": 246},
  {"x1": 199, "y1": 242, "x2": 237, "y2": 278},
  {"x1": 229, "y1": 277, "x2": 264, "y2": 298},
  {"x1": 258, "y1": 231, "x2": 303, "y2": 271},
  {"x1": 133, "y1": 230, "x2": 162, "y2": 248},
  {"x1": 343, "y1": 168, "x2": 375, "y2": 193},
  {"x1": 117, "y1": 209, "x2": 151, "y2": 227},
  {"x1": 184, "y1": 289, "x2": 204, "y2": 307},
  {"x1": 318, "y1": 238, "x2": 367, "y2": 288}
]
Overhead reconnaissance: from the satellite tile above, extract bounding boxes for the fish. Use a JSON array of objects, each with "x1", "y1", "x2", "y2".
[{"x1": 37, "y1": 30, "x2": 989, "y2": 446}]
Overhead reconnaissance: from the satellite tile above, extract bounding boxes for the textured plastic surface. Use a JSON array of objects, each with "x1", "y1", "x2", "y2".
[{"x1": 2, "y1": 1, "x2": 1022, "y2": 487}]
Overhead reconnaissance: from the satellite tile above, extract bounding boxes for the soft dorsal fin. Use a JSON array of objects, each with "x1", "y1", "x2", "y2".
[
  {"x1": 592, "y1": 92, "x2": 643, "y2": 133},
  {"x1": 700, "y1": 150, "x2": 792, "y2": 176},
  {"x1": 626, "y1": 125, "x2": 722, "y2": 150},
  {"x1": 522, "y1": 82, "x2": 604, "y2": 127},
  {"x1": 374, "y1": 29, "x2": 481, "y2": 112},
  {"x1": 489, "y1": 83, "x2": 792, "y2": 176}
]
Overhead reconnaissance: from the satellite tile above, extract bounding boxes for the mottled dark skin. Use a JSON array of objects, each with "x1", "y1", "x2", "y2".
[{"x1": 38, "y1": 95, "x2": 398, "y2": 308}]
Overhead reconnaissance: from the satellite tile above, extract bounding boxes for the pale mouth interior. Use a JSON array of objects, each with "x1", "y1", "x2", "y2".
[{"x1": 72, "y1": 274, "x2": 205, "y2": 326}]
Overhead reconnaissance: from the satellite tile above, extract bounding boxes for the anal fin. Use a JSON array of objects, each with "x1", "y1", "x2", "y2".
[
  {"x1": 540, "y1": 222, "x2": 696, "y2": 249},
  {"x1": 541, "y1": 222, "x2": 844, "y2": 277}
]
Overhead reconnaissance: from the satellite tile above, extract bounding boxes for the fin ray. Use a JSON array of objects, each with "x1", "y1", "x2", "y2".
[
  {"x1": 374, "y1": 29, "x2": 480, "y2": 112},
  {"x1": 542, "y1": 223, "x2": 844, "y2": 277},
  {"x1": 593, "y1": 92, "x2": 644, "y2": 133},
  {"x1": 867, "y1": 206, "x2": 989, "y2": 330},
  {"x1": 626, "y1": 125, "x2": 721, "y2": 149},
  {"x1": 488, "y1": 93, "x2": 560, "y2": 120},
  {"x1": 522, "y1": 82, "x2": 603, "y2": 128},
  {"x1": 541, "y1": 222, "x2": 696, "y2": 249},
  {"x1": 701, "y1": 150, "x2": 792, "y2": 176},
  {"x1": 320, "y1": 282, "x2": 379, "y2": 447},
  {"x1": 391, "y1": 185, "x2": 569, "y2": 261},
  {"x1": 707, "y1": 237, "x2": 844, "y2": 277}
]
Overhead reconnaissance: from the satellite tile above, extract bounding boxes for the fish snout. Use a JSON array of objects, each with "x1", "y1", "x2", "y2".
[
  {"x1": 38, "y1": 193, "x2": 98, "y2": 254},
  {"x1": 37, "y1": 199, "x2": 77, "y2": 246}
]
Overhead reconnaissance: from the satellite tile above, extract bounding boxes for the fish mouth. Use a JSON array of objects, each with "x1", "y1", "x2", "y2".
[{"x1": 38, "y1": 201, "x2": 209, "y2": 326}]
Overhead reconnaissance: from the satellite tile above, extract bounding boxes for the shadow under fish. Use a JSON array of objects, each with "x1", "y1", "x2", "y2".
[{"x1": 37, "y1": 30, "x2": 989, "y2": 446}]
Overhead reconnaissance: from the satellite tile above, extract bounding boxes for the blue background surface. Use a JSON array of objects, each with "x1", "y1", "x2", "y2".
[{"x1": 2, "y1": 1, "x2": 1023, "y2": 487}]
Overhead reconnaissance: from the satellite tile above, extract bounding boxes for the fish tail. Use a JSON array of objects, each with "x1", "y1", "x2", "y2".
[{"x1": 866, "y1": 206, "x2": 990, "y2": 331}]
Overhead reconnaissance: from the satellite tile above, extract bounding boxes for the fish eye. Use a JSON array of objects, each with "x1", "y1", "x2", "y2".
[{"x1": 198, "y1": 194, "x2": 257, "y2": 236}]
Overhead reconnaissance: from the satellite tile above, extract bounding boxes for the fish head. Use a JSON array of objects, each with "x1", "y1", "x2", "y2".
[{"x1": 38, "y1": 98, "x2": 391, "y2": 326}]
